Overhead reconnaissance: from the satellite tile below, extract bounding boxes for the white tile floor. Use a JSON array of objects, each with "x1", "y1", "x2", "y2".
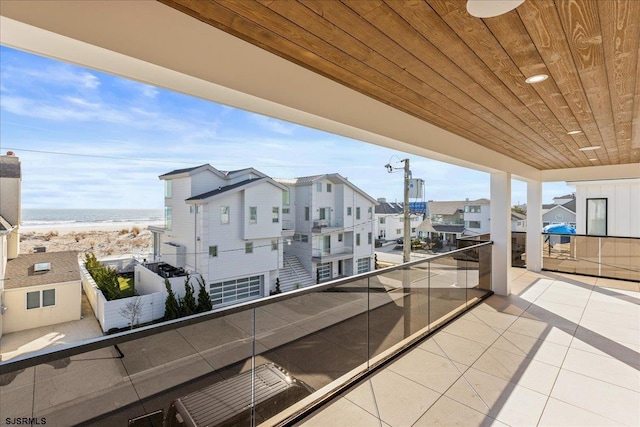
[{"x1": 301, "y1": 269, "x2": 640, "y2": 426}]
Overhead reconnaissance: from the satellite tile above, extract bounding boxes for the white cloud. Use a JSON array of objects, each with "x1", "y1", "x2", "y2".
[{"x1": 250, "y1": 115, "x2": 296, "y2": 135}]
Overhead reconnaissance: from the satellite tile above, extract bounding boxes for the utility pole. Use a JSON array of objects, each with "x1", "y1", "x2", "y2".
[
  {"x1": 403, "y1": 159, "x2": 411, "y2": 263},
  {"x1": 385, "y1": 158, "x2": 412, "y2": 263}
]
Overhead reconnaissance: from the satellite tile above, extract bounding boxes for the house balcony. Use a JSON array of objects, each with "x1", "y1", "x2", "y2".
[
  {"x1": 311, "y1": 219, "x2": 343, "y2": 233},
  {"x1": 1, "y1": 238, "x2": 638, "y2": 426},
  {"x1": 0, "y1": 242, "x2": 494, "y2": 426},
  {"x1": 311, "y1": 246, "x2": 354, "y2": 262},
  {"x1": 281, "y1": 219, "x2": 295, "y2": 238}
]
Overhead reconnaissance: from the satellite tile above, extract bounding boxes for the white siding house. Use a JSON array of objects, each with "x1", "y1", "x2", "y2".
[
  {"x1": 154, "y1": 165, "x2": 288, "y2": 307},
  {"x1": 277, "y1": 174, "x2": 377, "y2": 283},
  {"x1": 374, "y1": 199, "x2": 422, "y2": 241},
  {"x1": 541, "y1": 194, "x2": 576, "y2": 229},
  {"x1": 569, "y1": 179, "x2": 640, "y2": 237},
  {"x1": 463, "y1": 199, "x2": 491, "y2": 235}
]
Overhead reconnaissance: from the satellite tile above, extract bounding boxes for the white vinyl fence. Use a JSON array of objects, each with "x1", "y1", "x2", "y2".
[{"x1": 79, "y1": 259, "x2": 168, "y2": 332}]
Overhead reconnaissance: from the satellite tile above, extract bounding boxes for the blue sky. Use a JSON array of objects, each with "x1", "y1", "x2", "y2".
[{"x1": 0, "y1": 46, "x2": 573, "y2": 209}]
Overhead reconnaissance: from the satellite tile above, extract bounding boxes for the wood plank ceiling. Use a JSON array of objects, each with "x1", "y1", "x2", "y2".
[{"x1": 159, "y1": 0, "x2": 640, "y2": 170}]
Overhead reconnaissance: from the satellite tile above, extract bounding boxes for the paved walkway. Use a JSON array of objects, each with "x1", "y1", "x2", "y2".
[{"x1": 300, "y1": 269, "x2": 640, "y2": 426}]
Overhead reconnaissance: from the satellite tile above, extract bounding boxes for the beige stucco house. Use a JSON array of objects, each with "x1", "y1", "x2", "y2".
[{"x1": 2, "y1": 251, "x2": 82, "y2": 334}]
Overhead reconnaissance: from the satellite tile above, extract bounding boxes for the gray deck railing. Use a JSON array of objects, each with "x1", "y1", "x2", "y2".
[{"x1": 0, "y1": 242, "x2": 492, "y2": 427}]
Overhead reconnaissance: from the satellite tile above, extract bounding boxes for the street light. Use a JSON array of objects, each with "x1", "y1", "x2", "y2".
[{"x1": 385, "y1": 158, "x2": 411, "y2": 263}]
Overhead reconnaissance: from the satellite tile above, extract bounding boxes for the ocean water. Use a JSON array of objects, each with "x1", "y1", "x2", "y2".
[{"x1": 22, "y1": 209, "x2": 164, "y2": 229}]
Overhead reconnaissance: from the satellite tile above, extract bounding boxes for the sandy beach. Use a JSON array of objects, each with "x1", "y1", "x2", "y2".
[{"x1": 19, "y1": 223, "x2": 156, "y2": 258}]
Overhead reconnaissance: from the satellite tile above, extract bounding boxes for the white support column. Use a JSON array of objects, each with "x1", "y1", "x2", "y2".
[
  {"x1": 526, "y1": 180, "x2": 543, "y2": 272},
  {"x1": 490, "y1": 172, "x2": 511, "y2": 296}
]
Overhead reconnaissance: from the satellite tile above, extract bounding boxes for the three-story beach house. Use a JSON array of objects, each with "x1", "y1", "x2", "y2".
[
  {"x1": 276, "y1": 174, "x2": 377, "y2": 285},
  {"x1": 152, "y1": 164, "x2": 288, "y2": 306}
]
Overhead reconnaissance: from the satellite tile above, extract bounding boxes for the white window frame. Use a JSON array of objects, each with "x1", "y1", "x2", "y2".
[
  {"x1": 272, "y1": 207, "x2": 280, "y2": 223},
  {"x1": 249, "y1": 206, "x2": 257, "y2": 224},
  {"x1": 164, "y1": 206, "x2": 172, "y2": 230},
  {"x1": 221, "y1": 206, "x2": 230, "y2": 224},
  {"x1": 26, "y1": 289, "x2": 56, "y2": 310},
  {"x1": 245, "y1": 242, "x2": 253, "y2": 254},
  {"x1": 209, "y1": 246, "x2": 218, "y2": 257}
]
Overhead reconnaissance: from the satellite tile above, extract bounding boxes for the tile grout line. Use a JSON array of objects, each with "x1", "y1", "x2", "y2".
[
  {"x1": 533, "y1": 276, "x2": 594, "y2": 426},
  {"x1": 367, "y1": 379, "x2": 383, "y2": 427}
]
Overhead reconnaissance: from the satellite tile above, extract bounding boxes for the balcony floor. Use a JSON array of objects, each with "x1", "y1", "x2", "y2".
[{"x1": 299, "y1": 269, "x2": 640, "y2": 426}]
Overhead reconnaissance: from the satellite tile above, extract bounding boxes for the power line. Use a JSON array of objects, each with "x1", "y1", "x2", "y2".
[{"x1": 1, "y1": 146, "x2": 350, "y2": 169}]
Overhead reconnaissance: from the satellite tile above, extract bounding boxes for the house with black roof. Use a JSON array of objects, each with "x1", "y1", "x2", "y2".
[{"x1": 153, "y1": 164, "x2": 288, "y2": 307}]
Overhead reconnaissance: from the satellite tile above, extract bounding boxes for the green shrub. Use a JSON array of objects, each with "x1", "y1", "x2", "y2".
[
  {"x1": 164, "y1": 279, "x2": 181, "y2": 321},
  {"x1": 196, "y1": 276, "x2": 213, "y2": 312},
  {"x1": 182, "y1": 276, "x2": 197, "y2": 316},
  {"x1": 84, "y1": 252, "x2": 121, "y2": 301}
]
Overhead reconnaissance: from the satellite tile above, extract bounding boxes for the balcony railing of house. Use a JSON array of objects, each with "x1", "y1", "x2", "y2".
[
  {"x1": 282, "y1": 219, "x2": 294, "y2": 230},
  {"x1": 459, "y1": 232, "x2": 639, "y2": 282},
  {"x1": 312, "y1": 219, "x2": 343, "y2": 230},
  {"x1": 311, "y1": 246, "x2": 354, "y2": 258},
  {"x1": 0, "y1": 242, "x2": 492, "y2": 427},
  {"x1": 542, "y1": 233, "x2": 640, "y2": 282}
]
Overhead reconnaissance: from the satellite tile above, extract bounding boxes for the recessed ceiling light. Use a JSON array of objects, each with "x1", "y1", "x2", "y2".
[
  {"x1": 567, "y1": 130, "x2": 582, "y2": 135},
  {"x1": 525, "y1": 74, "x2": 549, "y2": 84},
  {"x1": 578, "y1": 146, "x2": 601, "y2": 151},
  {"x1": 467, "y1": 0, "x2": 525, "y2": 18},
  {"x1": 588, "y1": 158, "x2": 598, "y2": 161}
]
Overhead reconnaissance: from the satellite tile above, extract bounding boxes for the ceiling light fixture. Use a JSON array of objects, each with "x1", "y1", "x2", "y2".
[
  {"x1": 525, "y1": 74, "x2": 548, "y2": 84},
  {"x1": 579, "y1": 146, "x2": 601, "y2": 151},
  {"x1": 588, "y1": 158, "x2": 598, "y2": 161},
  {"x1": 567, "y1": 130, "x2": 582, "y2": 135},
  {"x1": 467, "y1": 0, "x2": 525, "y2": 18}
]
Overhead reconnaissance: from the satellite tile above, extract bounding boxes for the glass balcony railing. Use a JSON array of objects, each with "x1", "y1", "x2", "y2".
[
  {"x1": 311, "y1": 246, "x2": 354, "y2": 258},
  {"x1": 464, "y1": 231, "x2": 639, "y2": 282},
  {"x1": 542, "y1": 233, "x2": 640, "y2": 282},
  {"x1": 312, "y1": 219, "x2": 343, "y2": 229},
  {"x1": 0, "y1": 242, "x2": 492, "y2": 427}
]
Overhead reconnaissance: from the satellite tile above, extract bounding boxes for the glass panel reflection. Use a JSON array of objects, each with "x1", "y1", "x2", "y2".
[{"x1": 429, "y1": 253, "x2": 467, "y2": 329}]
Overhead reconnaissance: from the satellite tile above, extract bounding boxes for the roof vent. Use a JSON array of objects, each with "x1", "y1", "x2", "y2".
[{"x1": 34, "y1": 262, "x2": 51, "y2": 274}]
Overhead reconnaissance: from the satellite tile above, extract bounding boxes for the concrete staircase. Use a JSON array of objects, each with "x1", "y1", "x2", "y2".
[{"x1": 279, "y1": 254, "x2": 315, "y2": 292}]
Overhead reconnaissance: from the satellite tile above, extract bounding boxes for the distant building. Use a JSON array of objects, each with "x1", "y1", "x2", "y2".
[
  {"x1": 374, "y1": 198, "x2": 422, "y2": 241},
  {"x1": 0, "y1": 153, "x2": 82, "y2": 337},
  {"x1": 0, "y1": 152, "x2": 21, "y2": 260},
  {"x1": 427, "y1": 200, "x2": 465, "y2": 226},
  {"x1": 153, "y1": 166, "x2": 378, "y2": 306},
  {"x1": 277, "y1": 174, "x2": 377, "y2": 285},
  {"x1": 463, "y1": 198, "x2": 491, "y2": 235},
  {"x1": 542, "y1": 194, "x2": 576, "y2": 229},
  {"x1": 511, "y1": 211, "x2": 527, "y2": 232},
  {"x1": 2, "y1": 251, "x2": 82, "y2": 334},
  {"x1": 152, "y1": 164, "x2": 287, "y2": 307}
]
